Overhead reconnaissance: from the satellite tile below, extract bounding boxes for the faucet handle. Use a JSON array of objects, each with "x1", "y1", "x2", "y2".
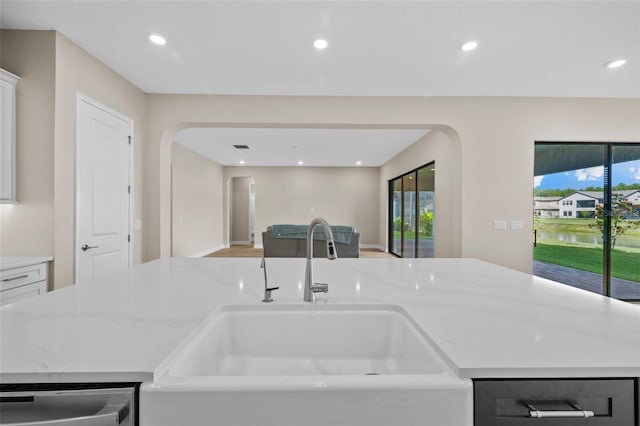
[
  {"x1": 311, "y1": 282, "x2": 329, "y2": 293},
  {"x1": 263, "y1": 286, "x2": 279, "y2": 303}
]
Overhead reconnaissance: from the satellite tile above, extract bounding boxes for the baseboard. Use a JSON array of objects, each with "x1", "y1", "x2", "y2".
[
  {"x1": 230, "y1": 240, "x2": 251, "y2": 246},
  {"x1": 361, "y1": 243, "x2": 387, "y2": 252},
  {"x1": 189, "y1": 244, "x2": 228, "y2": 258}
]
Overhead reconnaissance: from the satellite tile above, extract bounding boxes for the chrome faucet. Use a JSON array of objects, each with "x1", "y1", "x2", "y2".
[
  {"x1": 260, "y1": 257, "x2": 279, "y2": 302},
  {"x1": 304, "y1": 218, "x2": 338, "y2": 302}
]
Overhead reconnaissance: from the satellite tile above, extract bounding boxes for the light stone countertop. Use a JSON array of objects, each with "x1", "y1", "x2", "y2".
[
  {"x1": 0, "y1": 256, "x2": 53, "y2": 271},
  {"x1": 1, "y1": 257, "x2": 638, "y2": 384}
]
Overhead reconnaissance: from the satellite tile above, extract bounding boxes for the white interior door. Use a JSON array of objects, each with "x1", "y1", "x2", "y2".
[{"x1": 76, "y1": 96, "x2": 132, "y2": 284}]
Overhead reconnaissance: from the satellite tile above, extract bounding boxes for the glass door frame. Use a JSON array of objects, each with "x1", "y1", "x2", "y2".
[
  {"x1": 388, "y1": 162, "x2": 435, "y2": 258},
  {"x1": 535, "y1": 141, "x2": 640, "y2": 300}
]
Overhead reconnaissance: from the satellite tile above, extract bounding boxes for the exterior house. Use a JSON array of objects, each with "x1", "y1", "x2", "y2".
[
  {"x1": 625, "y1": 189, "x2": 640, "y2": 205},
  {"x1": 619, "y1": 190, "x2": 640, "y2": 220},
  {"x1": 533, "y1": 197, "x2": 561, "y2": 218},
  {"x1": 557, "y1": 190, "x2": 640, "y2": 219},
  {"x1": 558, "y1": 192, "x2": 603, "y2": 218}
]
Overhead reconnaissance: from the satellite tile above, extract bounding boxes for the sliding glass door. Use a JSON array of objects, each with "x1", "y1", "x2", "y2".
[
  {"x1": 390, "y1": 179, "x2": 402, "y2": 255},
  {"x1": 610, "y1": 145, "x2": 640, "y2": 299},
  {"x1": 389, "y1": 163, "x2": 435, "y2": 258},
  {"x1": 533, "y1": 142, "x2": 640, "y2": 300}
]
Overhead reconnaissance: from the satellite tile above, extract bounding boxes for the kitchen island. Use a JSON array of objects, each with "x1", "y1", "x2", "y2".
[{"x1": 1, "y1": 257, "x2": 639, "y2": 424}]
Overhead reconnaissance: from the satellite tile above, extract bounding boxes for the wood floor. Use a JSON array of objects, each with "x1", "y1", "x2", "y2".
[{"x1": 205, "y1": 244, "x2": 393, "y2": 258}]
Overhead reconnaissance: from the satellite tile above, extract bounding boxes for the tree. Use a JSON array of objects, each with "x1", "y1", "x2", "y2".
[
  {"x1": 589, "y1": 193, "x2": 640, "y2": 249},
  {"x1": 419, "y1": 209, "x2": 433, "y2": 237},
  {"x1": 394, "y1": 216, "x2": 409, "y2": 232}
]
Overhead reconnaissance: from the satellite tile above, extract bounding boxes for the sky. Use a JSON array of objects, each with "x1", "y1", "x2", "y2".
[{"x1": 534, "y1": 160, "x2": 640, "y2": 190}]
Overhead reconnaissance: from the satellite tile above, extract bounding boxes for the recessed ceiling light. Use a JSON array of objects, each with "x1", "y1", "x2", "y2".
[
  {"x1": 356, "y1": 161, "x2": 362, "y2": 166},
  {"x1": 297, "y1": 160, "x2": 304, "y2": 165},
  {"x1": 314, "y1": 39, "x2": 328, "y2": 50},
  {"x1": 239, "y1": 160, "x2": 245, "y2": 165},
  {"x1": 461, "y1": 41, "x2": 478, "y2": 52},
  {"x1": 605, "y1": 59, "x2": 627, "y2": 69},
  {"x1": 149, "y1": 34, "x2": 167, "y2": 46}
]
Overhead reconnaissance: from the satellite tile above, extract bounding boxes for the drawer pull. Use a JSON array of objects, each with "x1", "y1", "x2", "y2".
[
  {"x1": 2, "y1": 274, "x2": 29, "y2": 282},
  {"x1": 527, "y1": 402, "x2": 594, "y2": 419},
  {"x1": 529, "y1": 410, "x2": 595, "y2": 418}
]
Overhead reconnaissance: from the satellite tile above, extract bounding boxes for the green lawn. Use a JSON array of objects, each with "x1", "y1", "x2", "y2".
[
  {"x1": 392, "y1": 231, "x2": 432, "y2": 240},
  {"x1": 534, "y1": 242, "x2": 640, "y2": 282}
]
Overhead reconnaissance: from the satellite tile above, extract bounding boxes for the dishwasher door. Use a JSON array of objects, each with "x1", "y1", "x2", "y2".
[{"x1": 0, "y1": 387, "x2": 135, "y2": 426}]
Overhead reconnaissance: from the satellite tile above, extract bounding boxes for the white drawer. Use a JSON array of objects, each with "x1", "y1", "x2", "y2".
[
  {"x1": 0, "y1": 281, "x2": 47, "y2": 306},
  {"x1": 0, "y1": 263, "x2": 47, "y2": 292}
]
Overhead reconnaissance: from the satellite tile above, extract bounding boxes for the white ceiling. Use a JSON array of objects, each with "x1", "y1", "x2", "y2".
[
  {"x1": 2, "y1": 0, "x2": 638, "y2": 166},
  {"x1": 174, "y1": 127, "x2": 430, "y2": 166}
]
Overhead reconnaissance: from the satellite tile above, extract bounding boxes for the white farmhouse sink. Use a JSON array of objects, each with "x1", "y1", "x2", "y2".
[
  {"x1": 166, "y1": 304, "x2": 445, "y2": 377},
  {"x1": 141, "y1": 304, "x2": 472, "y2": 426}
]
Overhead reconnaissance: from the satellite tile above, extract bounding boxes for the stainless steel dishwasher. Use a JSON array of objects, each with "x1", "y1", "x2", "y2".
[{"x1": 0, "y1": 385, "x2": 136, "y2": 425}]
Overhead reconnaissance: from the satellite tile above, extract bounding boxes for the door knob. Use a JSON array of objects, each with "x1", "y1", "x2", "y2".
[{"x1": 81, "y1": 244, "x2": 98, "y2": 251}]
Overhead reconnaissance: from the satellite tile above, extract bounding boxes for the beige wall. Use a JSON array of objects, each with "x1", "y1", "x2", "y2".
[
  {"x1": 0, "y1": 30, "x2": 147, "y2": 290},
  {"x1": 0, "y1": 30, "x2": 56, "y2": 281},
  {"x1": 53, "y1": 33, "x2": 146, "y2": 288},
  {"x1": 171, "y1": 143, "x2": 223, "y2": 257},
  {"x1": 230, "y1": 176, "x2": 252, "y2": 244},
  {"x1": 223, "y1": 166, "x2": 381, "y2": 248},
  {"x1": 146, "y1": 96, "x2": 640, "y2": 273},
  {"x1": 380, "y1": 128, "x2": 462, "y2": 257}
]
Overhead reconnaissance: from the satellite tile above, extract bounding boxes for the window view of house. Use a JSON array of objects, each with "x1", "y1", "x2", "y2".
[{"x1": 533, "y1": 143, "x2": 640, "y2": 300}]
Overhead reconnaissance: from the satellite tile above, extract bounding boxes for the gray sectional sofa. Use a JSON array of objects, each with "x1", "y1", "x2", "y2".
[{"x1": 262, "y1": 225, "x2": 360, "y2": 258}]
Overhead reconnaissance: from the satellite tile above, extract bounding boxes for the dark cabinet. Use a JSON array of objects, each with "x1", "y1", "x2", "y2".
[{"x1": 474, "y1": 378, "x2": 637, "y2": 426}]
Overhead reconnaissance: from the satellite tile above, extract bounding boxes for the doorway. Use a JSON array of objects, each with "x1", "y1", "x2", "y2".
[
  {"x1": 389, "y1": 163, "x2": 435, "y2": 258},
  {"x1": 75, "y1": 95, "x2": 132, "y2": 284},
  {"x1": 230, "y1": 176, "x2": 255, "y2": 246},
  {"x1": 533, "y1": 142, "x2": 640, "y2": 300}
]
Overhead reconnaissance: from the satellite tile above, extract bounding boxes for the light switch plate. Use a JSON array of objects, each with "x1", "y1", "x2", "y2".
[{"x1": 511, "y1": 220, "x2": 524, "y2": 230}]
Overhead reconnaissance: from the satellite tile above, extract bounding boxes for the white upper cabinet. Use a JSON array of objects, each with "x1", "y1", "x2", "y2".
[{"x1": 0, "y1": 69, "x2": 20, "y2": 203}]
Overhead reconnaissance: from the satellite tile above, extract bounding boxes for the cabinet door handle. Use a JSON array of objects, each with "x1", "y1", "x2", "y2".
[
  {"x1": 527, "y1": 402, "x2": 594, "y2": 419},
  {"x1": 81, "y1": 244, "x2": 99, "y2": 251},
  {"x1": 529, "y1": 410, "x2": 595, "y2": 418},
  {"x1": 2, "y1": 274, "x2": 29, "y2": 282}
]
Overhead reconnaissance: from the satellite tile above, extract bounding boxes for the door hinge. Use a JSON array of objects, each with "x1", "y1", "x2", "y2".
[
  {"x1": 128, "y1": 234, "x2": 131, "y2": 243},
  {"x1": 128, "y1": 136, "x2": 132, "y2": 145},
  {"x1": 128, "y1": 185, "x2": 131, "y2": 194}
]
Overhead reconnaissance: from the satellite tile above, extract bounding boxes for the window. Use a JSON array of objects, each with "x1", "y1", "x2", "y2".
[
  {"x1": 534, "y1": 142, "x2": 640, "y2": 301},
  {"x1": 577, "y1": 200, "x2": 596, "y2": 208}
]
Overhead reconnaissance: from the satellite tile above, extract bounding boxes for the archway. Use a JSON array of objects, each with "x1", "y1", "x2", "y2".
[{"x1": 151, "y1": 115, "x2": 462, "y2": 260}]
